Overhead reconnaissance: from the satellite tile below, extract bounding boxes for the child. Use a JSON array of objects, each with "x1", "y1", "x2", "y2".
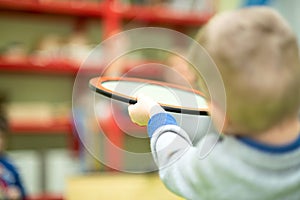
[
  {"x1": 0, "y1": 96, "x2": 26, "y2": 200},
  {"x1": 128, "y1": 7, "x2": 300, "y2": 200}
]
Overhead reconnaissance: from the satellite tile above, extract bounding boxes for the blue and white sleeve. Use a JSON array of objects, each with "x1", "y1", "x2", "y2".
[{"x1": 147, "y1": 105, "x2": 193, "y2": 168}]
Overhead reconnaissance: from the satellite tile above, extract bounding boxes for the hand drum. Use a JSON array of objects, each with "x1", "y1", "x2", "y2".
[{"x1": 89, "y1": 76, "x2": 209, "y2": 115}]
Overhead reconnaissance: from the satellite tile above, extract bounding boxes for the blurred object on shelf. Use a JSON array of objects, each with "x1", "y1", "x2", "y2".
[
  {"x1": 168, "y1": 0, "x2": 216, "y2": 12},
  {"x1": 1, "y1": 42, "x2": 27, "y2": 63},
  {"x1": 7, "y1": 103, "x2": 54, "y2": 125},
  {"x1": 30, "y1": 31, "x2": 103, "y2": 69},
  {"x1": 32, "y1": 34, "x2": 65, "y2": 66},
  {"x1": 61, "y1": 31, "x2": 93, "y2": 65},
  {"x1": 63, "y1": 30, "x2": 104, "y2": 69},
  {"x1": 52, "y1": 102, "x2": 71, "y2": 121},
  {"x1": 81, "y1": 47, "x2": 104, "y2": 69},
  {"x1": 6, "y1": 102, "x2": 71, "y2": 131},
  {"x1": 121, "y1": 0, "x2": 216, "y2": 12}
]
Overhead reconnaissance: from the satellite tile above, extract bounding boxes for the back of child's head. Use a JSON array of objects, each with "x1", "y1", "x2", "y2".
[{"x1": 197, "y1": 7, "x2": 300, "y2": 134}]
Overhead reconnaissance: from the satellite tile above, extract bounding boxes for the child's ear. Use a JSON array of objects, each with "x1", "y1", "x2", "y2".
[{"x1": 208, "y1": 101, "x2": 228, "y2": 133}]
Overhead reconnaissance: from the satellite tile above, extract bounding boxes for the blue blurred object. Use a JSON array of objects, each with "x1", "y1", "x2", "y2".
[{"x1": 243, "y1": 0, "x2": 271, "y2": 6}]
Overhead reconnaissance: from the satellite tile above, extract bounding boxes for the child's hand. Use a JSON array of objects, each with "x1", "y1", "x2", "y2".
[{"x1": 128, "y1": 94, "x2": 159, "y2": 126}]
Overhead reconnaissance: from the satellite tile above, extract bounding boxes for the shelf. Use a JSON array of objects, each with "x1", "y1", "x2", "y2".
[
  {"x1": 0, "y1": 57, "x2": 163, "y2": 77},
  {"x1": 0, "y1": 57, "x2": 79, "y2": 75},
  {"x1": 0, "y1": 57, "x2": 106, "y2": 75},
  {"x1": 0, "y1": 0, "x2": 212, "y2": 26},
  {"x1": 0, "y1": 0, "x2": 105, "y2": 18},
  {"x1": 121, "y1": 5, "x2": 212, "y2": 26},
  {"x1": 9, "y1": 117, "x2": 72, "y2": 134}
]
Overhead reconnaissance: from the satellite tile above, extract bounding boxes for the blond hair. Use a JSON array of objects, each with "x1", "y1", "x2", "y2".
[{"x1": 197, "y1": 7, "x2": 300, "y2": 134}]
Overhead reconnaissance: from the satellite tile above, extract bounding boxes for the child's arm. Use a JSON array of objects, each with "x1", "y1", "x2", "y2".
[{"x1": 128, "y1": 95, "x2": 211, "y2": 199}]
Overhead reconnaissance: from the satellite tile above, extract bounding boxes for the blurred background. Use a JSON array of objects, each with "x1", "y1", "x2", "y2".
[{"x1": 0, "y1": 0, "x2": 299, "y2": 199}]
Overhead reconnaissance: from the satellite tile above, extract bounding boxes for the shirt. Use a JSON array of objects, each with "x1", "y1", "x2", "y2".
[{"x1": 148, "y1": 112, "x2": 300, "y2": 200}]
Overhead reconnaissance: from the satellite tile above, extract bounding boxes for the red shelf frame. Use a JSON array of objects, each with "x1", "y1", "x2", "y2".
[
  {"x1": 0, "y1": 0, "x2": 212, "y2": 26},
  {"x1": 0, "y1": 58, "x2": 79, "y2": 75},
  {"x1": 0, "y1": 57, "x2": 163, "y2": 77},
  {"x1": 121, "y1": 5, "x2": 212, "y2": 26},
  {"x1": 0, "y1": 0, "x2": 105, "y2": 18},
  {"x1": 9, "y1": 118, "x2": 72, "y2": 134}
]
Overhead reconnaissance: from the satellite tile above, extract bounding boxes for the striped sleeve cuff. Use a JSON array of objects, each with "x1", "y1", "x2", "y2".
[{"x1": 147, "y1": 113, "x2": 177, "y2": 138}]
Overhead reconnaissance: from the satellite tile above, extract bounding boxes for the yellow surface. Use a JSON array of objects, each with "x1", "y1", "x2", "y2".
[{"x1": 66, "y1": 173, "x2": 183, "y2": 200}]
